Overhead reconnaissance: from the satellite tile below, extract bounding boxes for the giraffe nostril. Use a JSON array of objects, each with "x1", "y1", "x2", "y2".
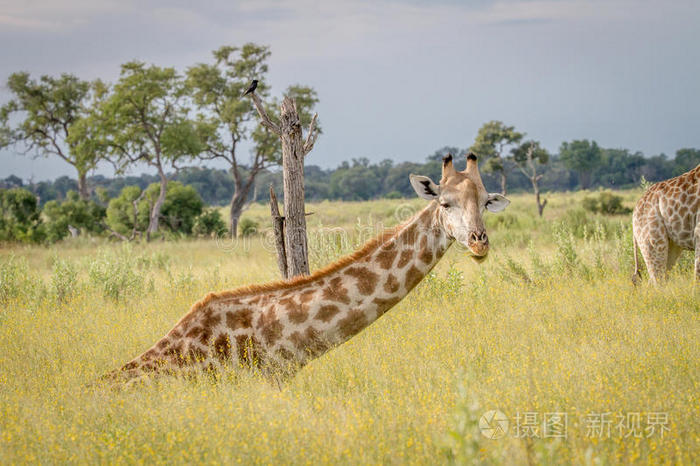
[
  {"x1": 480, "y1": 232, "x2": 488, "y2": 242},
  {"x1": 469, "y1": 232, "x2": 479, "y2": 243}
]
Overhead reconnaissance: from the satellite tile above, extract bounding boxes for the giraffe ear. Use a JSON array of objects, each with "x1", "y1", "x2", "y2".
[
  {"x1": 485, "y1": 193, "x2": 510, "y2": 212},
  {"x1": 409, "y1": 174, "x2": 440, "y2": 200}
]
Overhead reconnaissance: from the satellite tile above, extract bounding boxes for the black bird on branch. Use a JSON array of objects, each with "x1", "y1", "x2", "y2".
[{"x1": 242, "y1": 79, "x2": 258, "y2": 97}]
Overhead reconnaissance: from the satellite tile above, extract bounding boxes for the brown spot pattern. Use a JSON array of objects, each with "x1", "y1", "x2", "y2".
[
  {"x1": 164, "y1": 344, "x2": 184, "y2": 366},
  {"x1": 261, "y1": 321, "x2": 283, "y2": 347},
  {"x1": 213, "y1": 333, "x2": 231, "y2": 361},
  {"x1": 375, "y1": 246, "x2": 398, "y2": 269},
  {"x1": 344, "y1": 266, "x2": 379, "y2": 295},
  {"x1": 235, "y1": 335, "x2": 262, "y2": 367},
  {"x1": 315, "y1": 304, "x2": 340, "y2": 322},
  {"x1": 418, "y1": 235, "x2": 433, "y2": 263},
  {"x1": 384, "y1": 274, "x2": 400, "y2": 293},
  {"x1": 322, "y1": 277, "x2": 351, "y2": 304},
  {"x1": 290, "y1": 326, "x2": 328, "y2": 357},
  {"x1": 227, "y1": 308, "x2": 253, "y2": 330},
  {"x1": 289, "y1": 306, "x2": 309, "y2": 324},
  {"x1": 337, "y1": 309, "x2": 367, "y2": 339},
  {"x1": 402, "y1": 223, "x2": 419, "y2": 244},
  {"x1": 373, "y1": 296, "x2": 401, "y2": 316},
  {"x1": 299, "y1": 289, "x2": 316, "y2": 303},
  {"x1": 201, "y1": 308, "x2": 222, "y2": 329},
  {"x1": 397, "y1": 249, "x2": 414, "y2": 268},
  {"x1": 405, "y1": 265, "x2": 424, "y2": 291}
]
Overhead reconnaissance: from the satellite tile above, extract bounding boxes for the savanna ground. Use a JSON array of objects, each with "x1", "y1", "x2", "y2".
[{"x1": 0, "y1": 190, "x2": 698, "y2": 464}]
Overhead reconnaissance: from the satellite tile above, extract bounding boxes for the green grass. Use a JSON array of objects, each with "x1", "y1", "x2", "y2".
[{"x1": 0, "y1": 190, "x2": 698, "y2": 464}]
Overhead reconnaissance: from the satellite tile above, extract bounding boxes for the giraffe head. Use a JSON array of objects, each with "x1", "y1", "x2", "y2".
[{"x1": 409, "y1": 153, "x2": 509, "y2": 260}]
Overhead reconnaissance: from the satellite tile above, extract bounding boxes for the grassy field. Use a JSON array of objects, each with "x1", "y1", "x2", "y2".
[{"x1": 0, "y1": 190, "x2": 698, "y2": 464}]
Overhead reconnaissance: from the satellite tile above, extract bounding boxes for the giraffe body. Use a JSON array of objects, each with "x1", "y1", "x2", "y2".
[
  {"x1": 105, "y1": 153, "x2": 509, "y2": 384},
  {"x1": 632, "y1": 164, "x2": 700, "y2": 283}
]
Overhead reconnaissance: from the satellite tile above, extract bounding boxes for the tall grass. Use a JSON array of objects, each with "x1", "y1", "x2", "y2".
[{"x1": 0, "y1": 190, "x2": 697, "y2": 464}]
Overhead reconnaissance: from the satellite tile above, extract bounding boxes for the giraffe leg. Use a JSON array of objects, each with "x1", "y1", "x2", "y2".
[
  {"x1": 694, "y1": 222, "x2": 700, "y2": 281},
  {"x1": 638, "y1": 235, "x2": 668, "y2": 284}
]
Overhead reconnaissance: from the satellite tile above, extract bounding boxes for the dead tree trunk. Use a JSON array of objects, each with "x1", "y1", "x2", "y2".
[
  {"x1": 516, "y1": 145, "x2": 547, "y2": 217},
  {"x1": 268, "y1": 185, "x2": 288, "y2": 278},
  {"x1": 499, "y1": 171, "x2": 508, "y2": 196},
  {"x1": 147, "y1": 163, "x2": 167, "y2": 242},
  {"x1": 250, "y1": 93, "x2": 318, "y2": 278}
]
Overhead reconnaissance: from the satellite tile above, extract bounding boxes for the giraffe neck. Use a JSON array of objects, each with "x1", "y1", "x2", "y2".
[
  {"x1": 310, "y1": 201, "x2": 451, "y2": 351},
  {"x1": 111, "y1": 201, "x2": 453, "y2": 382}
]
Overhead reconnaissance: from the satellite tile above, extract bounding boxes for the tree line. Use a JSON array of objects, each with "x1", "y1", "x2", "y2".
[
  {"x1": 1, "y1": 137, "x2": 697, "y2": 244},
  {"x1": 3, "y1": 140, "x2": 698, "y2": 205}
]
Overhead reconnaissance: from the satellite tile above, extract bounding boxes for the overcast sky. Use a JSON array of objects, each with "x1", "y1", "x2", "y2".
[{"x1": 1, "y1": 0, "x2": 699, "y2": 181}]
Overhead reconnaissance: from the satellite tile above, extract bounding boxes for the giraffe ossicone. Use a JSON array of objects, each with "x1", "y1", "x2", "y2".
[
  {"x1": 632, "y1": 164, "x2": 700, "y2": 283},
  {"x1": 103, "y1": 153, "x2": 510, "y2": 385}
]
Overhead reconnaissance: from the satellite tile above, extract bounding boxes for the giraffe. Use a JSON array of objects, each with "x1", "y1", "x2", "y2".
[
  {"x1": 103, "y1": 153, "x2": 510, "y2": 385},
  {"x1": 632, "y1": 164, "x2": 700, "y2": 283}
]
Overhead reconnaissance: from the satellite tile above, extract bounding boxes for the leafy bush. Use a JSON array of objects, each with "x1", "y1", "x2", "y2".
[
  {"x1": 553, "y1": 224, "x2": 586, "y2": 276},
  {"x1": 0, "y1": 255, "x2": 33, "y2": 303},
  {"x1": 43, "y1": 191, "x2": 106, "y2": 242},
  {"x1": 0, "y1": 188, "x2": 45, "y2": 243},
  {"x1": 50, "y1": 257, "x2": 78, "y2": 303},
  {"x1": 105, "y1": 185, "x2": 144, "y2": 236},
  {"x1": 193, "y1": 208, "x2": 227, "y2": 237},
  {"x1": 106, "y1": 182, "x2": 204, "y2": 236},
  {"x1": 421, "y1": 263, "x2": 464, "y2": 298},
  {"x1": 239, "y1": 218, "x2": 259, "y2": 237},
  {"x1": 135, "y1": 251, "x2": 171, "y2": 271},
  {"x1": 557, "y1": 207, "x2": 622, "y2": 240},
  {"x1": 88, "y1": 247, "x2": 145, "y2": 301},
  {"x1": 154, "y1": 182, "x2": 204, "y2": 234},
  {"x1": 582, "y1": 191, "x2": 632, "y2": 215}
]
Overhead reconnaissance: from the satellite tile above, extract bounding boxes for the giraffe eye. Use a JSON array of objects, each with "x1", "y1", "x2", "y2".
[{"x1": 440, "y1": 202, "x2": 451, "y2": 209}]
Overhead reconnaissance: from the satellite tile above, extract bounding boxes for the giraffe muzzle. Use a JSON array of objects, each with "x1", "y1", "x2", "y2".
[{"x1": 467, "y1": 230, "x2": 489, "y2": 257}]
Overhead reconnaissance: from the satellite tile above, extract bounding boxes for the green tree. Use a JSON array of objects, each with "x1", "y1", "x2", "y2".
[
  {"x1": 427, "y1": 146, "x2": 463, "y2": 163},
  {"x1": 511, "y1": 140, "x2": 549, "y2": 216},
  {"x1": 594, "y1": 149, "x2": 645, "y2": 188},
  {"x1": 42, "y1": 191, "x2": 106, "y2": 242},
  {"x1": 0, "y1": 73, "x2": 104, "y2": 199},
  {"x1": 0, "y1": 188, "x2": 44, "y2": 243},
  {"x1": 105, "y1": 182, "x2": 203, "y2": 238},
  {"x1": 95, "y1": 62, "x2": 202, "y2": 240},
  {"x1": 559, "y1": 139, "x2": 602, "y2": 189},
  {"x1": 673, "y1": 148, "x2": 700, "y2": 176},
  {"x1": 192, "y1": 208, "x2": 227, "y2": 237},
  {"x1": 469, "y1": 121, "x2": 523, "y2": 195},
  {"x1": 186, "y1": 44, "x2": 319, "y2": 237},
  {"x1": 384, "y1": 162, "x2": 424, "y2": 197},
  {"x1": 105, "y1": 185, "x2": 145, "y2": 239},
  {"x1": 329, "y1": 159, "x2": 382, "y2": 200},
  {"x1": 145, "y1": 182, "x2": 203, "y2": 234}
]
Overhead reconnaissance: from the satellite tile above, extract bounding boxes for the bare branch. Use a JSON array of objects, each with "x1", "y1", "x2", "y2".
[
  {"x1": 515, "y1": 163, "x2": 531, "y2": 178},
  {"x1": 107, "y1": 229, "x2": 129, "y2": 242},
  {"x1": 302, "y1": 112, "x2": 318, "y2": 155},
  {"x1": 249, "y1": 93, "x2": 280, "y2": 135},
  {"x1": 171, "y1": 159, "x2": 185, "y2": 177}
]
